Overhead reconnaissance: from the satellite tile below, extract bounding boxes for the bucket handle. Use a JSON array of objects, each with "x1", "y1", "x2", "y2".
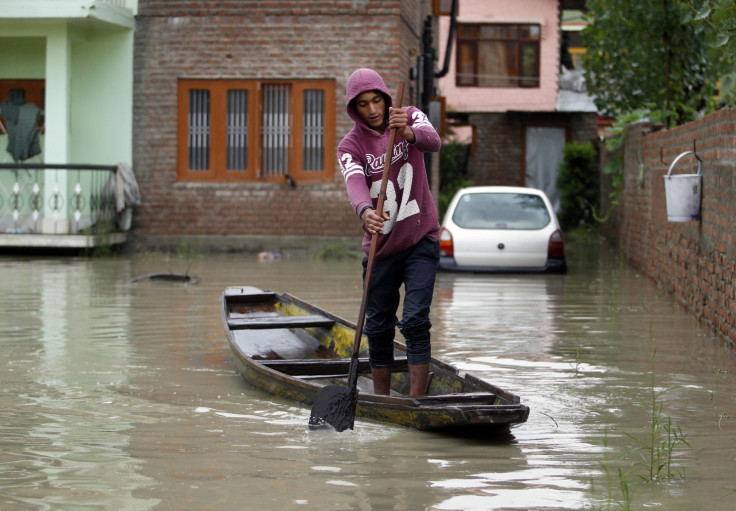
[{"x1": 666, "y1": 151, "x2": 702, "y2": 177}]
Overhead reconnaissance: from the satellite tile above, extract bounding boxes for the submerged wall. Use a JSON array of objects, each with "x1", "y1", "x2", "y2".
[{"x1": 602, "y1": 108, "x2": 736, "y2": 348}]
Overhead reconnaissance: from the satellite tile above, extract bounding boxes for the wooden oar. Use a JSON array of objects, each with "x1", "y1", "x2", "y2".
[{"x1": 309, "y1": 81, "x2": 405, "y2": 431}]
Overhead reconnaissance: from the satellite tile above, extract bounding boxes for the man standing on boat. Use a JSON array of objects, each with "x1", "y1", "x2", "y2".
[{"x1": 338, "y1": 68, "x2": 441, "y2": 397}]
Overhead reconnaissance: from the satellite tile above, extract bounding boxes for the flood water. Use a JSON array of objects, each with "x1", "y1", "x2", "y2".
[{"x1": 1, "y1": 239, "x2": 735, "y2": 511}]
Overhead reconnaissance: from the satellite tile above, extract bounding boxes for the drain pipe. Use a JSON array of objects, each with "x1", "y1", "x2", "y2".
[
  {"x1": 418, "y1": 0, "x2": 457, "y2": 188},
  {"x1": 435, "y1": 0, "x2": 458, "y2": 79}
]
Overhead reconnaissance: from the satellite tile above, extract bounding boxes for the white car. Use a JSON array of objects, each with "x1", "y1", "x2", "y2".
[{"x1": 439, "y1": 186, "x2": 566, "y2": 273}]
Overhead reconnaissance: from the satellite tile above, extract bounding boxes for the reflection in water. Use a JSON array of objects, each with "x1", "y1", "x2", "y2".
[
  {"x1": 434, "y1": 273, "x2": 560, "y2": 358},
  {"x1": 0, "y1": 247, "x2": 735, "y2": 510},
  {"x1": 1, "y1": 257, "x2": 159, "y2": 509},
  {"x1": 430, "y1": 273, "x2": 603, "y2": 510}
]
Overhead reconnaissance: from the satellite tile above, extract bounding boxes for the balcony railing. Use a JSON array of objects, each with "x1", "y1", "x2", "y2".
[{"x1": 0, "y1": 163, "x2": 129, "y2": 248}]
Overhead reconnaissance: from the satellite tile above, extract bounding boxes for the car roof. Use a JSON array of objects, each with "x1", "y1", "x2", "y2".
[{"x1": 454, "y1": 186, "x2": 547, "y2": 197}]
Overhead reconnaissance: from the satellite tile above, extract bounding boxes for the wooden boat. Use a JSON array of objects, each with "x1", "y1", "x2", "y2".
[{"x1": 221, "y1": 286, "x2": 530, "y2": 432}]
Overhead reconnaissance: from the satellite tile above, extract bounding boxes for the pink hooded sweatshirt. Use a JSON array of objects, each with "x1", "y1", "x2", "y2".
[{"x1": 338, "y1": 68, "x2": 441, "y2": 259}]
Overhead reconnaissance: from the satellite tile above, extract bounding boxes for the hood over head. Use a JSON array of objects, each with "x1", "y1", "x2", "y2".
[{"x1": 345, "y1": 68, "x2": 392, "y2": 126}]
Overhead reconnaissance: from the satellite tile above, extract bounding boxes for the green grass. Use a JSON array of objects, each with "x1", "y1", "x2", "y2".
[
  {"x1": 622, "y1": 330, "x2": 690, "y2": 483},
  {"x1": 586, "y1": 325, "x2": 691, "y2": 509}
]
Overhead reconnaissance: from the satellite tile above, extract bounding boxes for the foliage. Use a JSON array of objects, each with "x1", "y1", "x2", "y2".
[
  {"x1": 592, "y1": 109, "x2": 671, "y2": 223},
  {"x1": 88, "y1": 217, "x2": 121, "y2": 257},
  {"x1": 176, "y1": 237, "x2": 202, "y2": 276},
  {"x1": 588, "y1": 330, "x2": 691, "y2": 510},
  {"x1": 588, "y1": 430, "x2": 635, "y2": 511},
  {"x1": 556, "y1": 141, "x2": 599, "y2": 230},
  {"x1": 582, "y1": 0, "x2": 734, "y2": 128},
  {"x1": 313, "y1": 243, "x2": 360, "y2": 261},
  {"x1": 684, "y1": 0, "x2": 736, "y2": 102},
  {"x1": 438, "y1": 140, "x2": 471, "y2": 221},
  {"x1": 601, "y1": 109, "x2": 668, "y2": 153},
  {"x1": 622, "y1": 333, "x2": 691, "y2": 484}
]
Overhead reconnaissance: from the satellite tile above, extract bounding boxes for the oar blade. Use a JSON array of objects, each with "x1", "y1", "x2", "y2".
[{"x1": 308, "y1": 385, "x2": 358, "y2": 432}]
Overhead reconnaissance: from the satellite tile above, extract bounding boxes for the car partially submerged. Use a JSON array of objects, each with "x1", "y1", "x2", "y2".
[{"x1": 439, "y1": 186, "x2": 566, "y2": 273}]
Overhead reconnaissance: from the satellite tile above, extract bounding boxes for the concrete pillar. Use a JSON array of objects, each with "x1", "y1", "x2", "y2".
[{"x1": 43, "y1": 24, "x2": 71, "y2": 233}]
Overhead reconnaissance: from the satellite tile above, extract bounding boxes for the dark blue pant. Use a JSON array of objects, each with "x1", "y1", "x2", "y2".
[{"x1": 362, "y1": 237, "x2": 439, "y2": 367}]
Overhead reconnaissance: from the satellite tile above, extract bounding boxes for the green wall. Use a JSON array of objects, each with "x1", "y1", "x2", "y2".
[
  {"x1": 70, "y1": 27, "x2": 133, "y2": 165},
  {"x1": 0, "y1": 26, "x2": 133, "y2": 165},
  {"x1": 0, "y1": 22, "x2": 134, "y2": 232},
  {"x1": 0, "y1": 36, "x2": 46, "y2": 78}
]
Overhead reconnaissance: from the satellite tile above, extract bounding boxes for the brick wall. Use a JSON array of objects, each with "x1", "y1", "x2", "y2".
[
  {"x1": 466, "y1": 112, "x2": 598, "y2": 185},
  {"x1": 133, "y1": 0, "x2": 432, "y2": 240},
  {"x1": 604, "y1": 108, "x2": 736, "y2": 348},
  {"x1": 466, "y1": 113, "x2": 524, "y2": 185}
]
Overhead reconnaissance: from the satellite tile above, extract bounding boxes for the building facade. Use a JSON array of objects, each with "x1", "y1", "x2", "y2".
[
  {"x1": 133, "y1": 0, "x2": 437, "y2": 248},
  {"x1": 437, "y1": 0, "x2": 598, "y2": 212},
  {"x1": 0, "y1": 0, "x2": 137, "y2": 246}
]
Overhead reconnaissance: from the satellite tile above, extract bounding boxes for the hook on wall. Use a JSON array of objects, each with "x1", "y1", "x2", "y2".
[
  {"x1": 693, "y1": 140, "x2": 702, "y2": 163},
  {"x1": 661, "y1": 141, "x2": 701, "y2": 166}
]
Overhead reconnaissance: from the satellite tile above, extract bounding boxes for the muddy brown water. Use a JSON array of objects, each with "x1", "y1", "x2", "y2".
[{"x1": 1, "y1": 241, "x2": 735, "y2": 510}]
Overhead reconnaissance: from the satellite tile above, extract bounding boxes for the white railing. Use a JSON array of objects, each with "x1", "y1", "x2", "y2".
[{"x1": 0, "y1": 163, "x2": 120, "y2": 236}]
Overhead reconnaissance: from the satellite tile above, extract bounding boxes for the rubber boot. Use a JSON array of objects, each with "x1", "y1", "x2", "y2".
[
  {"x1": 371, "y1": 367, "x2": 392, "y2": 395},
  {"x1": 408, "y1": 362, "x2": 430, "y2": 397}
]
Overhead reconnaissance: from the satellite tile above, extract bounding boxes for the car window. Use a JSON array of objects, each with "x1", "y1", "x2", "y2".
[{"x1": 452, "y1": 193, "x2": 550, "y2": 230}]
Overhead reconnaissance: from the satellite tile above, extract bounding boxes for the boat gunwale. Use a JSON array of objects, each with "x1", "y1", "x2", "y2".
[{"x1": 221, "y1": 286, "x2": 530, "y2": 428}]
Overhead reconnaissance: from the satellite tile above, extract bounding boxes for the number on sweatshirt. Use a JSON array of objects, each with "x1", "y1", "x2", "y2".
[{"x1": 370, "y1": 163, "x2": 419, "y2": 234}]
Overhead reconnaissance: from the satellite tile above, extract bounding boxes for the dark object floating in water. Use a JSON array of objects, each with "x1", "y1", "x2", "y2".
[{"x1": 131, "y1": 272, "x2": 200, "y2": 285}]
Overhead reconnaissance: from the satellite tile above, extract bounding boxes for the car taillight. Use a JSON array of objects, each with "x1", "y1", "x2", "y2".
[
  {"x1": 439, "y1": 228, "x2": 453, "y2": 257},
  {"x1": 548, "y1": 229, "x2": 565, "y2": 260}
]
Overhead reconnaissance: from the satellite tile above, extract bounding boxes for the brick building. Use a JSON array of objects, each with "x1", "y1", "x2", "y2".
[
  {"x1": 437, "y1": 0, "x2": 599, "y2": 212},
  {"x1": 132, "y1": 0, "x2": 436, "y2": 251}
]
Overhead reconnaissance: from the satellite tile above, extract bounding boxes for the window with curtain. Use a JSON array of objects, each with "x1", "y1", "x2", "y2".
[
  {"x1": 177, "y1": 79, "x2": 335, "y2": 183},
  {"x1": 456, "y1": 24, "x2": 541, "y2": 88}
]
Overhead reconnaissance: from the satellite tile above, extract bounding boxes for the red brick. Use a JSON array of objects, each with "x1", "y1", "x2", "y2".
[{"x1": 607, "y1": 109, "x2": 736, "y2": 349}]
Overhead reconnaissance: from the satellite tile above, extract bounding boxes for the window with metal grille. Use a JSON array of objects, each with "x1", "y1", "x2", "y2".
[
  {"x1": 456, "y1": 24, "x2": 541, "y2": 88},
  {"x1": 261, "y1": 84, "x2": 290, "y2": 178},
  {"x1": 177, "y1": 79, "x2": 335, "y2": 183},
  {"x1": 226, "y1": 89, "x2": 248, "y2": 170},
  {"x1": 188, "y1": 89, "x2": 210, "y2": 170},
  {"x1": 302, "y1": 89, "x2": 325, "y2": 171}
]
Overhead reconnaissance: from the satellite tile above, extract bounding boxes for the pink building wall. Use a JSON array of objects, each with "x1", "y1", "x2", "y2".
[{"x1": 437, "y1": 0, "x2": 561, "y2": 113}]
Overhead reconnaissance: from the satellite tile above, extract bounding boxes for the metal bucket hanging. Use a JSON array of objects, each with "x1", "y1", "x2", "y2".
[{"x1": 664, "y1": 150, "x2": 702, "y2": 222}]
